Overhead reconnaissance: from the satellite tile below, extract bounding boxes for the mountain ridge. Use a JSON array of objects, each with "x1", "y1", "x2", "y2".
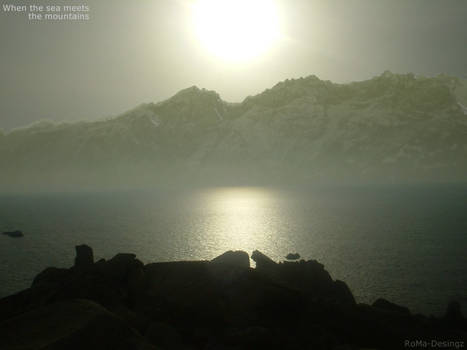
[{"x1": 1, "y1": 71, "x2": 467, "y2": 191}]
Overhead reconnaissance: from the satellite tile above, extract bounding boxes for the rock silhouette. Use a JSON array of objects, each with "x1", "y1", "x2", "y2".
[
  {"x1": 373, "y1": 298, "x2": 410, "y2": 314},
  {"x1": 211, "y1": 250, "x2": 250, "y2": 269},
  {"x1": 74, "y1": 244, "x2": 94, "y2": 270},
  {"x1": 0, "y1": 245, "x2": 466, "y2": 350},
  {"x1": 2, "y1": 230, "x2": 24, "y2": 238}
]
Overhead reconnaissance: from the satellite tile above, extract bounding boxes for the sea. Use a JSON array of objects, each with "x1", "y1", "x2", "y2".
[{"x1": 1, "y1": 185, "x2": 466, "y2": 316}]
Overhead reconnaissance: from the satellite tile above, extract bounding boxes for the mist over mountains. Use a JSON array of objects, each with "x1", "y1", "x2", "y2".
[{"x1": 1, "y1": 71, "x2": 467, "y2": 191}]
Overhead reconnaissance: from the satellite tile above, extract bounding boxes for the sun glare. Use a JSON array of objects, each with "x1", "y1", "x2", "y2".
[{"x1": 192, "y1": 0, "x2": 281, "y2": 62}]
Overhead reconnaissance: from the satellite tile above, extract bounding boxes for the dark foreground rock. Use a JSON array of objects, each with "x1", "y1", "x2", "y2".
[
  {"x1": 373, "y1": 298, "x2": 410, "y2": 314},
  {"x1": 74, "y1": 244, "x2": 94, "y2": 270},
  {"x1": 0, "y1": 299, "x2": 157, "y2": 350},
  {"x1": 2, "y1": 230, "x2": 24, "y2": 238},
  {"x1": 1, "y1": 246, "x2": 466, "y2": 350}
]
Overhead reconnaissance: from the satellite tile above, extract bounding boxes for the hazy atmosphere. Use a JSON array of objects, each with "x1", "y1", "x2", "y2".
[
  {"x1": 1, "y1": 0, "x2": 466, "y2": 130},
  {"x1": 1, "y1": 1, "x2": 467, "y2": 349}
]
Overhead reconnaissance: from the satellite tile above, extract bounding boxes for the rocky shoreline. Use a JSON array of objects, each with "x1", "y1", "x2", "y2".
[{"x1": 0, "y1": 245, "x2": 465, "y2": 350}]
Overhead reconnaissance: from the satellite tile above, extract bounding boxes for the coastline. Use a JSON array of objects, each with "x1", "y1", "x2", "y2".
[{"x1": 0, "y1": 245, "x2": 465, "y2": 349}]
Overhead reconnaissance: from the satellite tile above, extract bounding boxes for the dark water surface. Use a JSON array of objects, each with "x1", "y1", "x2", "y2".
[{"x1": 1, "y1": 185, "x2": 466, "y2": 315}]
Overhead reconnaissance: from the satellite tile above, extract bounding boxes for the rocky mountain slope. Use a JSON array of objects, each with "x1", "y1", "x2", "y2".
[{"x1": 1, "y1": 72, "x2": 466, "y2": 190}]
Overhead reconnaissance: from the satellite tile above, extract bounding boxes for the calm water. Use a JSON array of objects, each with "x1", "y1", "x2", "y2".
[{"x1": 1, "y1": 186, "x2": 466, "y2": 316}]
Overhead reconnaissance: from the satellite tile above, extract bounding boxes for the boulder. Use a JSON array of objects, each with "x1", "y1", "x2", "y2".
[
  {"x1": 102, "y1": 253, "x2": 144, "y2": 283},
  {"x1": 0, "y1": 299, "x2": 157, "y2": 350},
  {"x1": 127, "y1": 264, "x2": 146, "y2": 295},
  {"x1": 2, "y1": 230, "x2": 23, "y2": 238},
  {"x1": 30, "y1": 250, "x2": 133, "y2": 308},
  {"x1": 32, "y1": 267, "x2": 70, "y2": 288},
  {"x1": 221, "y1": 269, "x2": 306, "y2": 327},
  {"x1": 276, "y1": 260, "x2": 335, "y2": 298},
  {"x1": 372, "y1": 298, "x2": 410, "y2": 314},
  {"x1": 251, "y1": 250, "x2": 277, "y2": 271},
  {"x1": 332, "y1": 280, "x2": 356, "y2": 305},
  {"x1": 141, "y1": 261, "x2": 225, "y2": 326},
  {"x1": 0, "y1": 287, "x2": 60, "y2": 323},
  {"x1": 251, "y1": 251, "x2": 355, "y2": 305},
  {"x1": 209, "y1": 251, "x2": 251, "y2": 286},
  {"x1": 285, "y1": 253, "x2": 300, "y2": 260},
  {"x1": 48, "y1": 269, "x2": 126, "y2": 309},
  {"x1": 74, "y1": 244, "x2": 94, "y2": 270},
  {"x1": 211, "y1": 250, "x2": 250, "y2": 269}
]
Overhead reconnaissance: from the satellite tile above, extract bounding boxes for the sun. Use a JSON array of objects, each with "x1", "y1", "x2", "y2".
[{"x1": 192, "y1": 0, "x2": 281, "y2": 62}]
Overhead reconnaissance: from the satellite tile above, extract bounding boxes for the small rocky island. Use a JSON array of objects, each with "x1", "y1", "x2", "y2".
[
  {"x1": 1, "y1": 230, "x2": 24, "y2": 238},
  {"x1": 285, "y1": 252, "x2": 300, "y2": 260},
  {"x1": 0, "y1": 245, "x2": 465, "y2": 350}
]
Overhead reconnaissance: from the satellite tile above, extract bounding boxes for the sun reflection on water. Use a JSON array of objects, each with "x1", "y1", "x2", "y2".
[{"x1": 192, "y1": 187, "x2": 279, "y2": 256}]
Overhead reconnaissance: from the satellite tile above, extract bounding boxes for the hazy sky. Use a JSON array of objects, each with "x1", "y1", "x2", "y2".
[{"x1": 1, "y1": 0, "x2": 466, "y2": 130}]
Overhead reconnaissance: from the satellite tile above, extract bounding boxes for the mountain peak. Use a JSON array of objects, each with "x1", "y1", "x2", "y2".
[
  {"x1": 380, "y1": 70, "x2": 395, "y2": 78},
  {"x1": 172, "y1": 86, "x2": 220, "y2": 101},
  {"x1": 2, "y1": 70, "x2": 467, "y2": 189}
]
